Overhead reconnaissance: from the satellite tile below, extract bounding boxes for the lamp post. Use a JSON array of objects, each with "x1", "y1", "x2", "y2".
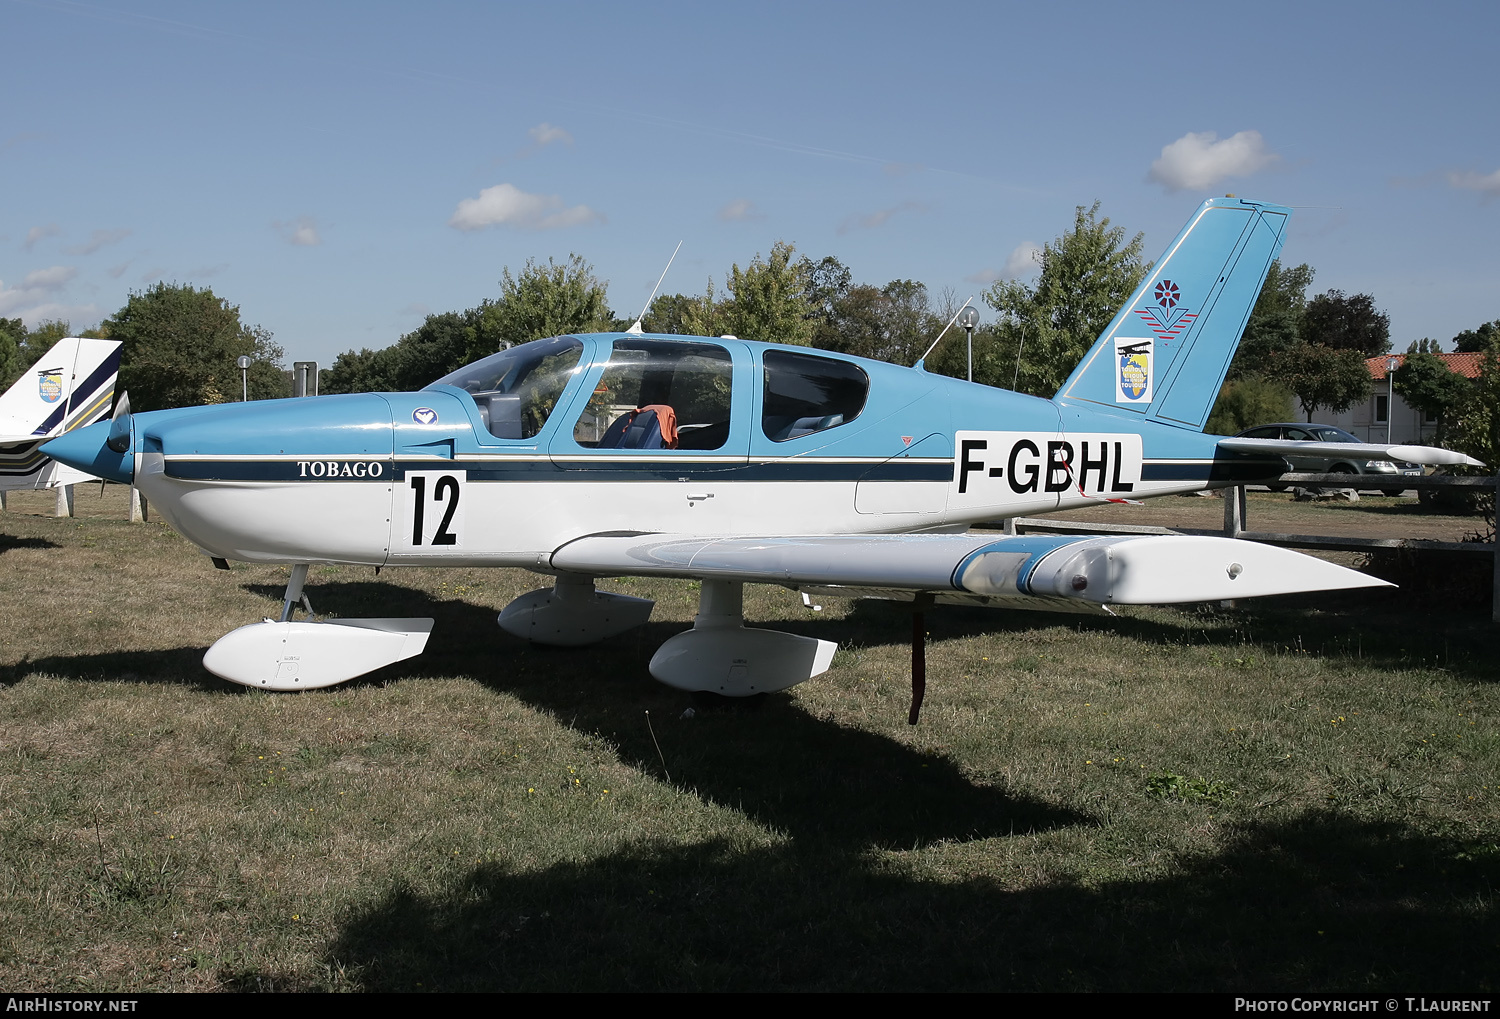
[
  {"x1": 958, "y1": 305, "x2": 980, "y2": 383},
  {"x1": 237, "y1": 355, "x2": 251, "y2": 401},
  {"x1": 1386, "y1": 356, "x2": 1400, "y2": 443}
]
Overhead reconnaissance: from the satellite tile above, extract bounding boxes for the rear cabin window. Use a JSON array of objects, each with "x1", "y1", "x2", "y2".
[
  {"x1": 432, "y1": 335, "x2": 583, "y2": 440},
  {"x1": 572, "y1": 340, "x2": 733, "y2": 451},
  {"x1": 762, "y1": 350, "x2": 868, "y2": 442}
]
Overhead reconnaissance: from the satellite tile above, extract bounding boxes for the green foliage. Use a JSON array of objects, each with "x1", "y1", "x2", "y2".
[
  {"x1": 718, "y1": 241, "x2": 814, "y2": 346},
  {"x1": 1228, "y1": 260, "x2": 1314, "y2": 380},
  {"x1": 639, "y1": 293, "x2": 701, "y2": 335},
  {"x1": 1145, "y1": 773, "x2": 1236, "y2": 805},
  {"x1": 984, "y1": 201, "x2": 1148, "y2": 395},
  {"x1": 105, "y1": 283, "x2": 288, "y2": 411},
  {"x1": 1301, "y1": 289, "x2": 1390, "y2": 356},
  {"x1": 1205, "y1": 377, "x2": 1294, "y2": 435},
  {"x1": 325, "y1": 256, "x2": 612, "y2": 394},
  {"x1": 803, "y1": 255, "x2": 940, "y2": 365},
  {"x1": 0, "y1": 320, "x2": 24, "y2": 392},
  {"x1": 1393, "y1": 351, "x2": 1469, "y2": 434},
  {"x1": 324, "y1": 311, "x2": 478, "y2": 394},
  {"x1": 1276, "y1": 342, "x2": 1372, "y2": 421},
  {"x1": 1442, "y1": 352, "x2": 1500, "y2": 467},
  {"x1": 476, "y1": 254, "x2": 613, "y2": 355},
  {"x1": 1408, "y1": 338, "x2": 1442, "y2": 354},
  {"x1": 1451, "y1": 319, "x2": 1500, "y2": 354}
]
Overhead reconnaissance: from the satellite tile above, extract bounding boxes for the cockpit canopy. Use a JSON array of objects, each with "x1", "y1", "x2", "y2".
[
  {"x1": 431, "y1": 334, "x2": 872, "y2": 447},
  {"x1": 431, "y1": 335, "x2": 583, "y2": 439}
]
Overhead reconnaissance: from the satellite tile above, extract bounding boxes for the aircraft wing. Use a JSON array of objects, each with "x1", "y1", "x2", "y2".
[
  {"x1": 551, "y1": 531, "x2": 1390, "y2": 606},
  {"x1": 1216, "y1": 437, "x2": 1482, "y2": 468}
]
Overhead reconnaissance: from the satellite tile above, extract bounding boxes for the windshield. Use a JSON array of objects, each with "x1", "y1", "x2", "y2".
[
  {"x1": 1308, "y1": 426, "x2": 1359, "y2": 442},
  {"x1": 430, "y1": 335, "x2": 584, "y2": 439}
]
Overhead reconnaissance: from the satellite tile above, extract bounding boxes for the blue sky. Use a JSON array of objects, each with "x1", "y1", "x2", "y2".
[{"x1": 3, "y1": 0, "x2": 1497, "y2": 365}]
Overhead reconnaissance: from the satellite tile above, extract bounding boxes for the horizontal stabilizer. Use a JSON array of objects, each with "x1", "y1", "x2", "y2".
[
  {"x1": 552, "y1": 531, "x2": 1389, "y2": 605},
  {"x1": 1217, "y1": 437, "x2": 1484, "y2": 468}
]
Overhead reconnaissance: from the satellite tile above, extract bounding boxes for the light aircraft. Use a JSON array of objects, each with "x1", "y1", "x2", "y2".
[
  {"x1": 43, "y1": 198, "x2": 1480, "y2": 714},
  {"x1": 0, "y1": 337, "x2": 122, "y2": 492}
]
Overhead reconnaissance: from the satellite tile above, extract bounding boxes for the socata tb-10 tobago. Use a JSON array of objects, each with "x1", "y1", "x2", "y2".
[{"x1": 44, "y1": 198, "x2": 1478, "y2": 705}]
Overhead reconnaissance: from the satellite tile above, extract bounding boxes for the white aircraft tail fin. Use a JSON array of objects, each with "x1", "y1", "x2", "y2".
[{"x1": 0, "y1": 337, "x2": 123, "y2": 490}]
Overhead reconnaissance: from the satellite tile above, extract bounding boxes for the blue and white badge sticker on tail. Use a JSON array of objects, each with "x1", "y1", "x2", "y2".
[{"x1": 1115, "y1": 337, "x2": 1154, "y2": 404}]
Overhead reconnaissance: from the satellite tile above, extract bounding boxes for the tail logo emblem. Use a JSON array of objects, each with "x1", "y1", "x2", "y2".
[
  {"x1": 1135, "y1": 278, "x2": 1197, "y2": 342},
  {"x1": 1115, "y1": 338, "x2": 1154, "y2": 404},
  {"x1": 37, "y1": 369, "x2": 63, "y2": 404}
]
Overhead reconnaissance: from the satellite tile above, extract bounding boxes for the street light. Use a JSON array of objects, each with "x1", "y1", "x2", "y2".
[
  {"x1": 237, "y1": 355, "x2": 251, "y2": 401},
  {"x1": 958, "y1": 305, "x2": 980, "y2": 383},
  {"x1": 1386, "y1": 355, "x2": 1400, "y2": 443}
]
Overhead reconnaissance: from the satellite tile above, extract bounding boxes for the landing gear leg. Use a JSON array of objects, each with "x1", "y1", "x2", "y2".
[
  {"x1": 279, "y1": 563, "x2": 315, "y2": 621},
  {"x1": 909, "y1": 593, "x2": 932, "y2": 725}
]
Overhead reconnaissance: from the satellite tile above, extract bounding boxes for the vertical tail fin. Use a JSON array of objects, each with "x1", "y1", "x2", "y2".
[
  {"x1": 0, "y1": 338, "x2": 122, "y2": 489},
  {"x1": 0, "y1": 338, "x2": 122, "y2": 441},
  {"x1": 1054, "y1": 197, "x2": 1290, "y2": 431}
]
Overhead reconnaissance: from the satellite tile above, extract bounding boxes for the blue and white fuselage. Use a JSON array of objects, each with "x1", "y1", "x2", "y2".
[
  {"x1": 77, "y1": 340, "x2": 1283, "y2": 569},
  {"x1": 44, "y1": 198, "x2": 1470, "y2": 697}
]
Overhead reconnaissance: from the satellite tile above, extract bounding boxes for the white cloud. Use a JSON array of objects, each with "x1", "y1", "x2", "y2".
[
  {"x1": 23, "y1": 224, "x2": 60, "y2": 250},
  {"x1": 1148, "y1": 130, "x2": 1278, "y2": 192},
  {"x1": 717, "y1": 198, "x2": 762, "y2": 222},
  {"x1": 1004, "y1": 241, "x2": 1042, "y2": 278},
  {"x1": 107, "y1": 262, "x2": 129, "y2": 279},
  {"x1": 1448, "y1": 169, "x2": 1500, "y2": 196},
  {"x1": 967, "y1": 242, "x2": 1041, "y2": 285},
  {"x1": 528, "y1": 123, "x2": 573, "y2": 148},
  {"x1": 837, "y1": 200, "x2": 925, "y2": 234},
  {"x1": 22, "y1": 265, "x2": 77, "y2": 290},
  {"x1": 12, "y1": 302, "x2": 100, "y2": 328},
  {"x1": 274, "y1": 216, "x2": 322, "y2": 246},
  {"x1": 64, "y1": 228, "x2": 131, "y2": 256},
  {"x1": 0, "y1": 271, "x2": 97, "y2": 326},
  {"x1": 448, "y1": 183, "x2": 603, "y2": 231}
]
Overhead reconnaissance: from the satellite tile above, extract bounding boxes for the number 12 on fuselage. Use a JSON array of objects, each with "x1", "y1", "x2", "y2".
[{"x1": 399, "y1": 470, "x2": 466, "y2": 548}]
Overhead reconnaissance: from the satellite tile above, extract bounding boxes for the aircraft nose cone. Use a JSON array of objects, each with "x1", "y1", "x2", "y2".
[{"x1": 41, "y1": 420, "x2": 134, "y2": 484}]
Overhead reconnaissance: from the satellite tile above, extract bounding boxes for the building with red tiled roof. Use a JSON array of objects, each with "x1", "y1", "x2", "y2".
[{"x1": 1319, "y1": 351, "x2": 1483, "y2": 443}]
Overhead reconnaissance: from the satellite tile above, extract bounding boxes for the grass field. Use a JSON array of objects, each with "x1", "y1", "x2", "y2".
[{"x1": 0, "y1": 485, "x2": 1496, "y2": 992}]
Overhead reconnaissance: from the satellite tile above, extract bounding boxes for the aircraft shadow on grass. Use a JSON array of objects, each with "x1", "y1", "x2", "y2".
[
  {"x1": 0, "y1": 534, "x2": 59, "y2": 554},
  {"x1": 12, "y1": 579, "x2": 1499, "y2": 989},
  {"x1": 295, "y1": 809, "x2": 1497, "y2": 992}
]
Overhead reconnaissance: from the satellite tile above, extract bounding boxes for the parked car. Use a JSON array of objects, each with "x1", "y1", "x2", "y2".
[{"x1": 1232, "y1": 422, "x2": 1423, "y2": 493}]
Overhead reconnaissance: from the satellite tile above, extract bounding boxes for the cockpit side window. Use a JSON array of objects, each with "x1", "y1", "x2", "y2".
[
  {"x1": 431, "y1": 336, "x2": 583, "y2": 439},
  {"x1": 572, "y1": 340, "x2": 733, "y2": 451},
  {"x1": 762, "y1": 350, "x2": 868, "y2": 442}
]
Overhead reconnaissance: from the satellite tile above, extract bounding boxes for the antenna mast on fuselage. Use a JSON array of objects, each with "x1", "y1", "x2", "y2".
[
  {"x1": 914, "y1": 295, "x2": 975, "y2": 367},
  {"x1": 627, "y1": 241, "x2": 684, "y2": 335}
]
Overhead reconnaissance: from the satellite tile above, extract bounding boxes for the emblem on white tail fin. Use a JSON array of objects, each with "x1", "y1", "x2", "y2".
[
  {"x1": 1115, "y1": 338, "x2": 1153, "y2": 403},
  {"x1": 38, "y1": 369, "x2": 64, "y2": 404}
]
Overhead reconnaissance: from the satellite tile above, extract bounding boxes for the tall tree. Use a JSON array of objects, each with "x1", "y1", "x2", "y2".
[
  {"x1": 473, "y1": 254, "x2": 612, "y2": 358},
  {"x1": 1392, "y1": 351, "x2": 1469, "y2": 434},
  {"x1": 1452, "y1": 319, "x2": 1500, "y2": 353},
  {"x1": 717, "y1": 241, "x2": 813, "y2": 346},
  {"x1": 1227, "y1": 259, "x2": 1315, "y2": 379},
  {"x1": 105, "y1": 283, "x2": 288, "y2": 411},
  {"x1": 983, "y1": 201, "x2": 1149, "y2": 395},
  {"x1": 1301, "y1": 289, "x2": 1390, "y2": 356},
  {"x1": 1277, "y1": 342, "x2": 1372, "y2": 421},
  {"x1": 803, "y1": 259, "x2": 939, "y2": 366},
  {"x1": 323, "y1": 310, "x2": 480, "y2": 395}
]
